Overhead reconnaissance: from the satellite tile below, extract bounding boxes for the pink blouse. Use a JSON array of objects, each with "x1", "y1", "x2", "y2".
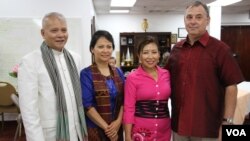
[{"x1": 123, "y1": 65, "x2": 171, "y2": 141}]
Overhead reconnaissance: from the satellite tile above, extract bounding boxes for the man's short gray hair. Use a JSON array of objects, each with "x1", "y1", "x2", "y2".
[
  {"x1": 186, "y1": 1, "x2": 210, "y2": 17},
  {"x1": 42, "y1": 12, "x2": 66, "y2": 28}
]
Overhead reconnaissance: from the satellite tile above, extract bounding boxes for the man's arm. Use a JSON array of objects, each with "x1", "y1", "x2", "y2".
[
  {"x1": 223, "y1": 84, "x2": 237, "y2": 121},
  {"x1": 18, "y1": 55, "x2": 45, "y2": 141},
  {"x1": 219, "y1": 85, "x2": 237, "y2": 141}
]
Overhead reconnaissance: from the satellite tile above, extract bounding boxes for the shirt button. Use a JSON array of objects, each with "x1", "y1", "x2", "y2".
[
  {"x1": 156, "y1": 107, "x2": 158, "y2": 111},
  {"x1": 155, "y1": 123, "x2": 158, "y2": 126},
  {"x1": 157, "y1": 92, "x2": 160, "y2": 95},
  {"x1": 156, "y1": 85, "x2": 158, "y2": 87},
  {"x1": 157, "y1": 100, "x2": 159, "y2": 104},
  {"x1": 155, "y1": 115, "x2": 158, "y2": 118}
]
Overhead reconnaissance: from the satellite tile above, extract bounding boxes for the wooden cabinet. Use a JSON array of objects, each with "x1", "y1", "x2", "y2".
[{"x1": 119, "y1": 32, "x2": 171, "y2": 72}]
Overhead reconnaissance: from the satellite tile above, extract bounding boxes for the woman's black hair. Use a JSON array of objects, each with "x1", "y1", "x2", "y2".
[
  {"x1": 137, "y1": 36, "x2": 159, "y2": 55},
  {"x1": 89, "y1": 30, "x2": 115, "y2": 52}
]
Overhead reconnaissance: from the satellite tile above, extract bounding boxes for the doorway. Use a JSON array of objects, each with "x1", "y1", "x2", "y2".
[{"x1": 221, "y1": 26, "x2": 250, "y2": 81}]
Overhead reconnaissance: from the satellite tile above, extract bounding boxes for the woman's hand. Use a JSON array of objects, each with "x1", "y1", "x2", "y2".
[
  {"x1": 110, "y1": 134, "x2": 118, "y2": 141},
  {"x1": 105, "y1": 119, "x2": 121, "y2": 138}
]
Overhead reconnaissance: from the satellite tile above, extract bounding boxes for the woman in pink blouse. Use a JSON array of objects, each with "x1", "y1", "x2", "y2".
[{"x1": 123, "y1": 36, "x2": 171, "y2": 141}]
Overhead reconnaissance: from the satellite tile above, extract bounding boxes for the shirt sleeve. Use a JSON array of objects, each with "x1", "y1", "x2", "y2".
[
  {"x1": 116, "y1": 67, "x2": 125, "y2": 82},
  {"x1": 80, "y1": 67, "x2": 96, "y2": 108},
  {"x1": 123, "y1": 73, "x2": 136, "y2": 124},
  {"x1": 218, "y1": 45, "x2": 244, "y2": 86},
  {"x1": 18, "y1": 54, "x2": 45, "y2": 141}
]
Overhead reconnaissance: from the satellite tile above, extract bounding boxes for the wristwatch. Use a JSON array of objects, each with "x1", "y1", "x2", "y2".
[{"x1": 223, "y1": 117, "x2": 234, "y2": 124}]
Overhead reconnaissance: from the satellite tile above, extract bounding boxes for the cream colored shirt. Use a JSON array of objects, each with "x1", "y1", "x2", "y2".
[{"x1": 53, "y1": 50, "x2": 82, "y2": 141}]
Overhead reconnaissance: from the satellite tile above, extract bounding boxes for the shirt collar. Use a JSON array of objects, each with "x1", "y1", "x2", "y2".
[
  {"x1": 137, "y1": 65, "x2": 164, "y2": 78},
  {"x1": 177, "y1": 31, "x2": 209, "y2": 48},
  {"x1": 198, "y1": 31, "x2": 209, "y2": 47},
  {"x1": 52, "y1": 48, "x2": 64, "y2": 56}
]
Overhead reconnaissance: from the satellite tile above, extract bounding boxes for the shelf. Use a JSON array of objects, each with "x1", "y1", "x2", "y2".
[
  {"x1": 121, "y1": 66, "x2": 137, "y2": 73},
  {"x1": 119, "y1": 32, "x2": 171, "y2": 72}
]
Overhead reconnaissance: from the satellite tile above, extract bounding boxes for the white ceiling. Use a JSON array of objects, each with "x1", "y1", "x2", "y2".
[{"x1": 93, "y1": 0, "x2": 250, "y2": 15}]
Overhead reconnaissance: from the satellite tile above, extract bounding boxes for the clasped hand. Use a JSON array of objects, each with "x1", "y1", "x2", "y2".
[{"x1": 105, "y1": 119, "x2": 121, "y2": 141}]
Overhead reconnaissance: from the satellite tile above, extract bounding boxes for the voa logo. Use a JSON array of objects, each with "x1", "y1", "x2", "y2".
[{"x1": 226, "y1": 129, "x2": 246, "y2": 136}]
